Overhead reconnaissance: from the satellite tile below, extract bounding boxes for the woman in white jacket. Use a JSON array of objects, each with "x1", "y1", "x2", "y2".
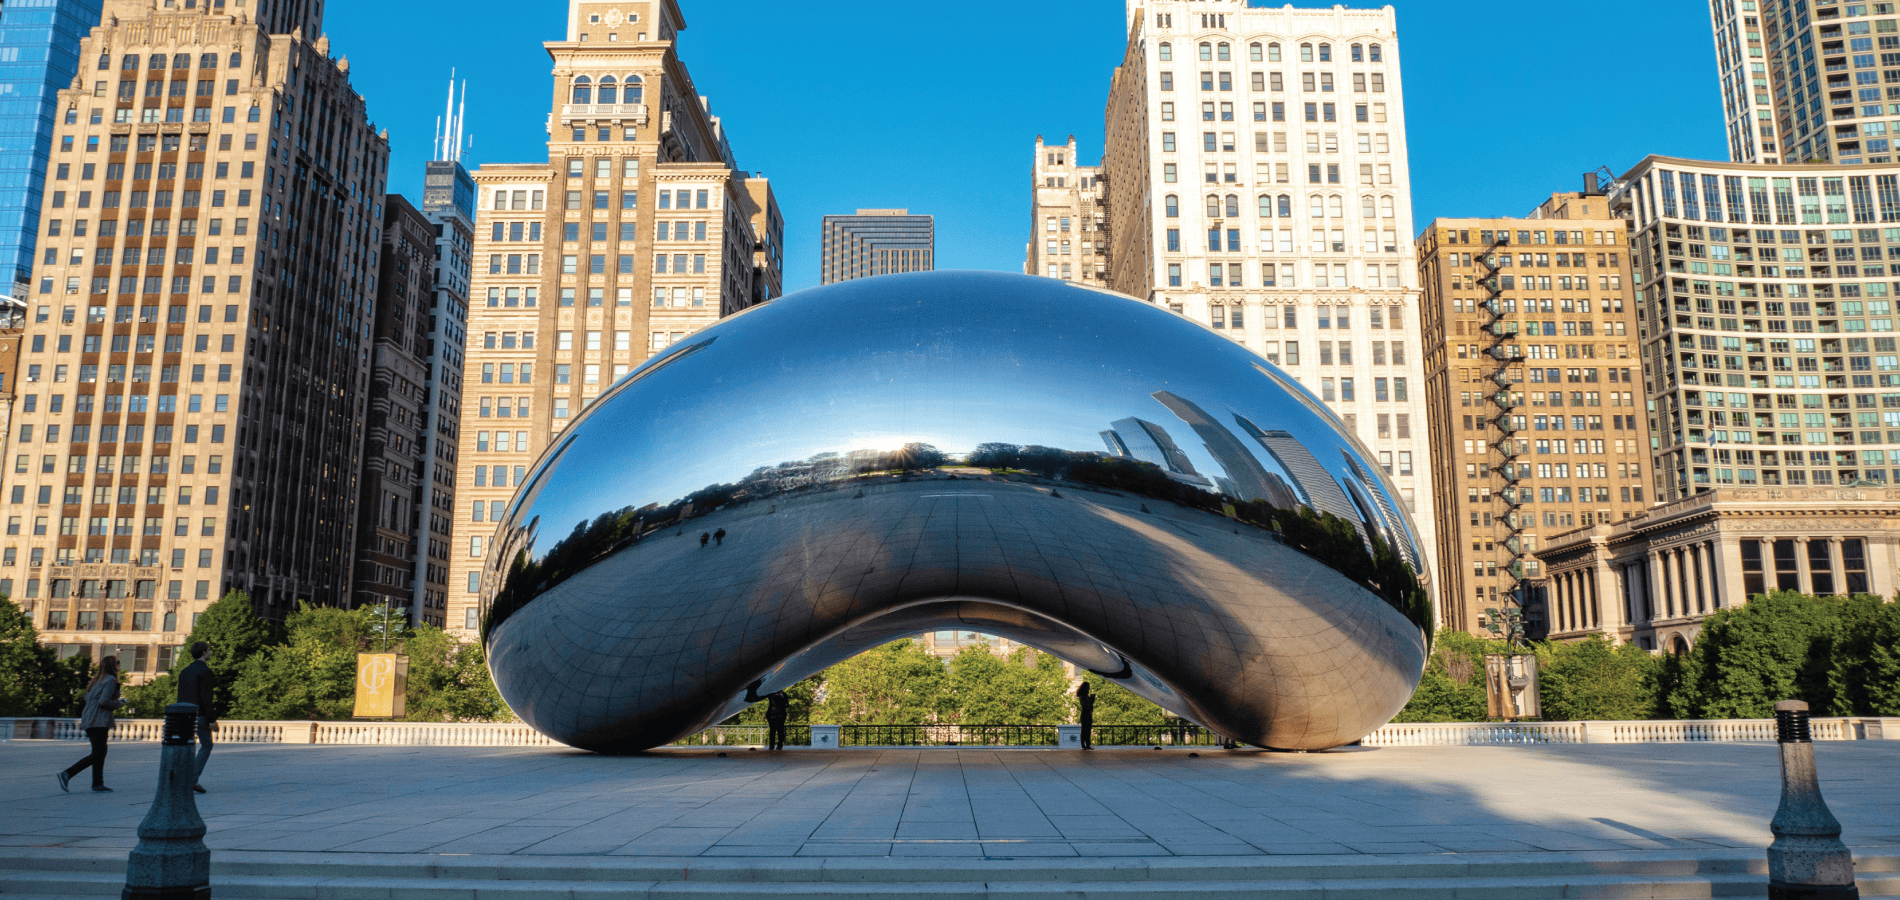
[{"x1": 57, "y1": 655, "x2": 125, "y2": 793}]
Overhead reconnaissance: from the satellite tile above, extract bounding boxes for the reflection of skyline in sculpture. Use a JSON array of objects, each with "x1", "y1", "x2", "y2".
[
  {"x1": 1101, "y1": 417, "x2": 1211, "y2": 487},
  {"x1": 1150, "y1": 391, "x2": 1298, "y2": 508},
  {"x1": 1338, "y1": 449, "x2": 1419, "y2": 570},
  {"x1": 1231, "y1": 415, "x2": 1359, "y2": 525}
]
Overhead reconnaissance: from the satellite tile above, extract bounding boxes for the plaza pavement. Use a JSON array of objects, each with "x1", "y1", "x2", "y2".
[{"x1": 2, "y1": 740, "x2": 1897, "y2": 860}]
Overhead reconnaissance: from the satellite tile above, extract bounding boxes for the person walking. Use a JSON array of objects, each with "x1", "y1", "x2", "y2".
[
  {"x1": 699, "y1": 532, "x2": 710, "y2": 548},
  {"x1": 177, "y1": 641, "x2": 217, "y2": 794},
  {"x1": 58, "y1": 655, "x2": 125, "y2": 792},
  {"x1": 1077, "y1": 682, "x2": 1095, "y2": 751},
  {"x1": 713, "y1": 528, "x2": 727, "y2": 546},
  {"x1": 764, "y1": 690, "x2": 789, "y2": 751}
]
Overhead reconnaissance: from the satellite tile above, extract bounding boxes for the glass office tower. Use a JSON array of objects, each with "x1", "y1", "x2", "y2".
[{"x1": 0, "y1": 0, "x2": 101, "y2": 297}]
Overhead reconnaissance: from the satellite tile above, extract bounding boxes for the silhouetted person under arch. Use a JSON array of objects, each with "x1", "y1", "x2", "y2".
[
  {"x1": 1077, "y1": 682, "x2": 1095, "y2": 750},
  {"x1": 765, "y1": 690, "x2": 789, "y2": 750}
]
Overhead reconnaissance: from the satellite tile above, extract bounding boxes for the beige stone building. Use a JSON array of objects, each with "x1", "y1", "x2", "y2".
[
  {"x1": 1540, "y1": 487, "x2": 1900, "y2": 651},
  {"x1": 1417, "y1": 186, "x2": 1648, "y2": 637},
  {"x1": 1095, "y1": 0, "x2": 1439, "y2": 606},
  {"x1": 4, "y1": 0, "x2": 390, "y2": 677},
  {"x1": 1025, "y1": 135, "x2": 1108, "y2": 287},
  {"x1": 448, "y1": 0, "x2": 782, "y2": 636}
]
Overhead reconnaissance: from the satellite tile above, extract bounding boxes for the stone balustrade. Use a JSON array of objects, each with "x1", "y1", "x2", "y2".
[{"x1": 2, "y1": 716, "x2": 1894, "y2": 748}]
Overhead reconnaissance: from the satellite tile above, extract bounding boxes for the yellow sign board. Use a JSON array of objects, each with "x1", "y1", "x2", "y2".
[{"x1": 353, "y1": 653, "x2": 407, "y2": 719}]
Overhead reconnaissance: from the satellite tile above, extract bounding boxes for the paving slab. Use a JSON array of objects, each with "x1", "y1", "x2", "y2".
[{"x1": 0, "y1": 739, "x2": 1896, "y2": 862}]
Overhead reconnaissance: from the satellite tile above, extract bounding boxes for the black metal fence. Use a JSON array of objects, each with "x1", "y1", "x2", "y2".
[
  {"x1": 841, "y1": 724, "x2": 1059, "y2": 746},
  {"x1": 671, "y1": 725, "x2": 811, "y2": 746},
  {"x1": 1091, "y1": 723, "x2": 1222, "y2": 747}
]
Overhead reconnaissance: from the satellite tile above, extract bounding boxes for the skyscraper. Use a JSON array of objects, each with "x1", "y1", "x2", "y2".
[
  {"x1": 818, "y1": 209, "x2": 933, "y2": 284},
  {"x1": 1026, "y1": 136, "x2": 1108, "y2": 286},
  {"x1": 0, "y1": 0, "x2": 102, "y2": 296},
  {"x1": 1712, "y1": 0, "x2": 1895, "y2": 166},
  {"x1": 1415, "y1": 186, "x2": 1647, "y2": 638},
  {"x1": 1094, "y1": 0, "x2": 1436, "y2": 601},
  {"x1": 412, "y1": 82, "x2": 475, "y2": 629},
  {"x1": 7, "y1": 0, "x2": 390, "y2": 677},
  {"x1": 449, "y1": 0, "x2": 783, "y2": 636}
]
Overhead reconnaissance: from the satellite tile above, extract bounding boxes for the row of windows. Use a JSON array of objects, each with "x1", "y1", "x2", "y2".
[
  {"x1": 568, "y1": 75, "x2": 645, "y2": 105},
  {"x1": 14, "y1": 422, "x2": 226, "y2": 445},
  {"x1": 7, "y1": 482, "x2": 224, "y2": 507},
  {"x1": 44, "y1": 216, "x2": 253, "y2": 240},
  {"x1": 1165, "y1": 261, "x2": 1404, "y2": 288},
  {"x1": 1156, "y1": 69, "x2": 1387, "y2": 93},
  {"x1": 1156, "y1": 41, "x2": 1383, "y2": 64},
  {"x1": 1161, "y1": 160, "x2": 1393, "y2": 186},
  {"x1": 1163, "y1": 192, "x2": 1397, "y2": 219}
]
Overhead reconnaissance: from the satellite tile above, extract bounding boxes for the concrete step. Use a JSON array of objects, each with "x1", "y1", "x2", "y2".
[
  {"x1": 6, "y1": 868, "x2": 1900, "y2": 900},
  {"x1": 3, "y1": 849, "x2": 1895, "y2": 900}
]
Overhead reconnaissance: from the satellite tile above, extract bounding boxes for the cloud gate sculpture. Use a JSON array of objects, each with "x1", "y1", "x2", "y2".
[{"x1": 480, "y1": 271, "x2": 1430, "y2": 752}]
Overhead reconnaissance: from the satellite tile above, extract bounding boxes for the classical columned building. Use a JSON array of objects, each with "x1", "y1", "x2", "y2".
[{"x1": 1540, "y1": 486, "x2": 1900, "y2": 651}]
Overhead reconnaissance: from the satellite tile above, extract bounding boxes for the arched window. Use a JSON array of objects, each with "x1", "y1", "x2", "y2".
[
  {"x1": 597, "y1": 75, "x2": 618, "y2": 104},
  {"x1": 1159, "y1": 42, "x2": 1172, "y2": 61},
  {"x1": 1369, "y1": 43, "x2": 1382, "y2": 62},
  {"x1": 1259, "y1": 194, "x2": 1273, "y2": 218},
  {"x1": 1362, "y1": 195, "x2": 1376, "y2": 218},
  {"x1": 1225, "y1": 194, "x2": 1240, "y2": 218},
  {"x1": 1351, "y1": 43, "x2": 1363, "y2": 62},
  {"x1": 198, "y1": 53, "x2": 217, "y2": 69},
  {"x1": 1248, "y1": 42, "x2": 1262, "y2": 62},
  {"x1": 148, "y1": 53, "x2": 167, "y2": 70},
  {"x1": 121, "y1": 55, "x2": 139, "y2": 71},
  {"x1": 97, "y1": 53, "x2": 109, "y2": 71},
  {"x1": 1217, "y1": 42, "x2": 1230, "y2": 61},
  {"x1": 1268, "y1": 42, "x2": 1282, "y2": 62},
  {"x1": 1380, "y1": 195, "x2": 1395, "y2": 218},
  {"x1": 1310, "y1": 195, "x2": 1324, "y2": 218},
  {"x1": 1206, "y1": 194, "x2": 1221, "y2": 217},
  {"x1": 571, "y1": 76, "x2": 592, "y2": 104},
  {"x1": 172, "y1": 53, "x2": 190, "y2": 69},
  {"x1": 1299, "y1": 43, "x2": 1313, "y2": 62},
  {"x1": 1164, "y1": 194, "x2": 1179, "y2": 217},
  {"x1": 1318, "y1": 43, "x2": 1332, "y2": 62},
  {"x1": 1198, "y1": 42, "x2": 1213, "y2": 61},
  {"x1": 1327, "y1": 195, "x2": 1343, "y2": 218},
  {"x1": 247, "y1": 103, "x2": 260, "y2": 122},
  {"x1": 1277, "y1": 194, "x2": 1291, "y2": 217},
  {"x1": 626, "y1": 75, "x2": 644, "y2": 104}
]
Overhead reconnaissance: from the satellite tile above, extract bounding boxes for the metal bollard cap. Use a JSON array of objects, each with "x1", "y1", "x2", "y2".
[
  {"x1": 162, "y1": 703, "x2": 199, "y2": 747},
  {"x1": 1775, "y1": 699, "x2": 1811, "y2": 743}
]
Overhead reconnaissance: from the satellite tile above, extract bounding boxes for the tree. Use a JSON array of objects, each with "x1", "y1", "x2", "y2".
[
  {"x1": 1081, "y1": 672, "x2": 1171, "y2": 726},
  {"x1": 1673, "y1": 590, "x2": 1840, "y2": 719},
  {"x1": 177, "y1": 590, "x2": 282, "y2": 720},
  {"x1": 0, "y1": 598, "x2": 75, "y2": 716},
  {"x1": 946, "y1": 644, "x2": 1073, "y2": 725},
  {"x1": 1392, "y1": 630, "x2": 1499, "y2": 722},
  {"x1": 401, "y1": 626, "x2": 509, "y2": 722},
  {"x1": 1535, "y1": 635, "x2": 1658, "y2": 721},
  {"x1": 1822, "y1": 594, "x2": 1900, "y2": 716},
  {"x1": 228, "y1": 604, "x2": 367, "y2": 721},
  {"x1": 812, "y1": 640, "x2": 947, "y2": 725}
]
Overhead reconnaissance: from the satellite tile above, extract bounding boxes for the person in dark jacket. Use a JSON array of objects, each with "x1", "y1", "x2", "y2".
[
  {"x1": 1077, "y1": 682, "x2": 1095, "y2": 750},
  {"x1": 58, "y1": 655, "x2": 124, "y2": 792},
  {"x1": 176, "y1": 641, "x2": 217, "y2": 794},
  {"x1": 764, "y1": 691, "x2": 789, "y2": 750}
]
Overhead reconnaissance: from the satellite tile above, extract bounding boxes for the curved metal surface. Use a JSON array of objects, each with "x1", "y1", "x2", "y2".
[{"x1": 481, "y1": 271, "x2": 1429, "y2": 752}]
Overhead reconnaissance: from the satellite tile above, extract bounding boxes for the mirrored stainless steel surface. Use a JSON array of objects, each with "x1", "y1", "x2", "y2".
[{"x1": 481, "y1": 271, "x2": 1430, "y2": 752}]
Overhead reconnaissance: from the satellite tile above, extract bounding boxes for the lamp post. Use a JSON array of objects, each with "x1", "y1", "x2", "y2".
[{"x1": 123, "y1": 702, "x2": 210, "y2": 900}]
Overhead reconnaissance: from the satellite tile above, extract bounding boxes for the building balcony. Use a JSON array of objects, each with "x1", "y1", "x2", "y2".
[{"x1": 560, "y1": 104, "x2": 649, "y2": 126}]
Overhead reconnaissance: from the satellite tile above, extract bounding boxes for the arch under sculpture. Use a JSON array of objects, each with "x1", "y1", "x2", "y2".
[{"x1": 480, "y1": 271, "x2": 1431, "y2": 752}]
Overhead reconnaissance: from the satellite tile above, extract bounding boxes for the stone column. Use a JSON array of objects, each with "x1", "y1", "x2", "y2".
[
  {"x1": 1597, "y1": 555, "x2": 1626, "y2": 632},
  {"x1": 1648, "y1": 550, "x2": 1669, "y2": 621},
  {"x1": 1826, "y1": 536, "x2": 1845, "y2": 597},
  {"x1": 1794, "y1": 536, "x2": 1813, "y2": 596},
  {"x1": 1704, "y1": 539, "x2": 1724, "y2": 611},
  {"x1": 1717, "y1": 536, "x2": 1745, "y2": 609}
]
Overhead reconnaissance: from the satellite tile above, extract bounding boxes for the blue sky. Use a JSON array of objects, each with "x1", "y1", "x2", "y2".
[{"x1": 325, "y1": 0, "x2": 1729, "y2": 293}]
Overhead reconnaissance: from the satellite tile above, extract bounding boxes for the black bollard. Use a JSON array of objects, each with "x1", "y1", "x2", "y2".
[
  {"x1": 1767, "y1": 700, "x2": 1858, "y2": 900},
  {"x1": 123, "y1": 703, "x2": 210, "y2": 900}
]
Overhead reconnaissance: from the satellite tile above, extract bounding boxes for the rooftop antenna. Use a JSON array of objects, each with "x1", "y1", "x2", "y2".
[{"x1": 434, "y1": 70, "x2": 466, "y2": 163}]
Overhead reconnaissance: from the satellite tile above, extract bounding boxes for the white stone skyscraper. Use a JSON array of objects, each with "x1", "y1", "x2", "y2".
[
  {"x1": 1708, "y1": 0, "x2": 1782, "y2": 165},
  {"x1": 1096, "y1": 0, "x2": 1437, "y2": 606}
]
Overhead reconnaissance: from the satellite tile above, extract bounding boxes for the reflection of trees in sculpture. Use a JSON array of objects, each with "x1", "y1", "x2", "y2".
[{"x1": 485, "y1": 439, "x2": 1429, "y2": 638}]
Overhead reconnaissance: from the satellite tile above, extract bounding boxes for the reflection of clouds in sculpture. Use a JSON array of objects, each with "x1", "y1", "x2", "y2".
[{"x1": 482, "y1": 272, "x2": 1428, "y2": 753}]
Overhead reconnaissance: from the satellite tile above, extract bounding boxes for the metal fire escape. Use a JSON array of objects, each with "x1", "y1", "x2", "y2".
[{"x1": 1475, "y1": 235, "x2": 1534, "y2": 645}]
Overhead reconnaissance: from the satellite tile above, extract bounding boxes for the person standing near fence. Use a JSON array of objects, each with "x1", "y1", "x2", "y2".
[
  {"x1": 176, "y1": 641, "x2": 217, "y2": 794},
  {"x1": 765, "y1": 691, "x2": 789, "y2": 750},
  {"x1": 1077, "y1": 682, "x2": 1094, "y2": 750},
  {"x1": 57, "y1": 655, "x2": 125, "y2": 793}
]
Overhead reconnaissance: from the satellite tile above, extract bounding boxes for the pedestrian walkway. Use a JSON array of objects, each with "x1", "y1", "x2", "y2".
[{"x1": 1, "y1": 741, "x2": 1896, "y2": 859}]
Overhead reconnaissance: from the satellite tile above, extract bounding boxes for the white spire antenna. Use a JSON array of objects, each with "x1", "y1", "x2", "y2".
[
  {"x1": 455, "y1": 78, "x2": 467, "y2": 163},
  {"x1": 435, "y1": 69, "x2": 459, "y2": 162}
]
